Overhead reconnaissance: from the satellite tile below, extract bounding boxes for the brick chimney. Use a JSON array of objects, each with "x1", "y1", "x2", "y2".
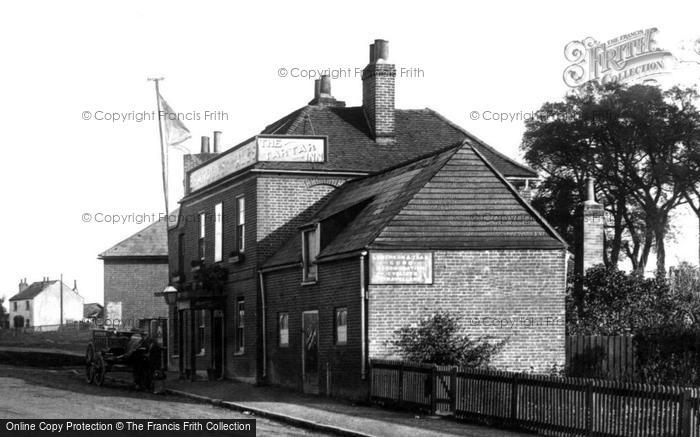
[
  {"x1": 362, "y1": 39, "x2": 396, "y2": 144},
  {"x1": 577, "y1": 177, "x2": 605, "y2": 275},
  {"x1": 308, "y1": 75, "x2": 345, "y2": 107},
  {"x1": 183, "y1": 135, "x2": 220, "y2": 192},
  {"x1": 18, "y1": 278, "x2": 27, "y2": 293}
]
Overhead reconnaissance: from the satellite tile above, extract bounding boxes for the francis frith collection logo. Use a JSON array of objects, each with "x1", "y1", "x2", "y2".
[{"x1": 563, "y1": 28, "x2": 673, "y2": 87}]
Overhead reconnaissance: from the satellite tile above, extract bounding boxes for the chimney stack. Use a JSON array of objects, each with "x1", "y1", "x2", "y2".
[
  {"x1": 213, "y1": 131, "x2": 222, "y2": 153},
  {"x1": 73, "y1": 280, "x2": 77, "y2": 291},
  {"x1": 577, "y1": 177, "x2": 605, "y2": 275},
  {"x1": 362, "y1": 39, "x2": 396, "y2": 144},
  {"x1": 18, "y1": 279, "x2": 28, "y2": 293},
  {"x1": 308, "y1": 75, "x2": 345, "y2": 107}
]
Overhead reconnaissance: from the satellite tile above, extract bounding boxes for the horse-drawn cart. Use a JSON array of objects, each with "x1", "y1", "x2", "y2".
[{"x1": 84, "y1": 328, "x2": 165, "y2": 390}]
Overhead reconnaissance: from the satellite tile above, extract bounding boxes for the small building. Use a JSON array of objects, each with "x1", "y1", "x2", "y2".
[
  {"x1": 165, "y1": 39, "x2": 567, "y2": 397},
  {"x1": 9, "y1": 278, "x2": 84, "y2": 330},
  {"x1": 98, "y1": 219, "x2": 170, "y2": 329}
]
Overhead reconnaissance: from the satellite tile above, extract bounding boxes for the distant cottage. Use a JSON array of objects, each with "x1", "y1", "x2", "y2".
[
  {"x1": 9, "y1": 278, "x2": 84, "y2": 330},
  {"x1": 164, "y1": 40, "x2": 568, "y2": 398}
]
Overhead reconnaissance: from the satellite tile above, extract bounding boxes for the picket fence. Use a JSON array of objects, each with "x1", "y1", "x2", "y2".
[{"x1": 370, "y1": 359, "x2": 700, "y2": 436}]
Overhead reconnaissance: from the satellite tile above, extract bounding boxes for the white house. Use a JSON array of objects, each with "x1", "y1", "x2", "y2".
[{"x1": 9, "y1": 278, "x2": 84, "y2": 330}]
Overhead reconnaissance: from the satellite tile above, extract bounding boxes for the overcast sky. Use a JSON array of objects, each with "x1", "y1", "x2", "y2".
[{"x1": 1, "y1": 0, "x2": 699, "y2": 306}]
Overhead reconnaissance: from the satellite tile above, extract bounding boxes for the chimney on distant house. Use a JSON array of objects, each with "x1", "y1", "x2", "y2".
[
  {"x1": 362, "y1": 39, "x2": 396, "y2": 144},
  {"x1": 308, "y1": 75, "x2": 345, "y2": 107},
  {"x1": 213, "y1": 131, "x2": 222, "y2": 153},
  {"x1": 73, "y1": 280, "x2": 77, "y2": 292},
  {"x1": 577, "y1": 177, "x2": 605, "y2": 275},
  {"x1": 18, "y1": 278, "x2": 27, "y2": 293}
]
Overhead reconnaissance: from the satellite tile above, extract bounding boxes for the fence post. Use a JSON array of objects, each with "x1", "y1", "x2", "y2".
[
  {"x1": 450, "y1": 366, "x2": 457, "y2": 414},
  {"x1": 679, "y1": 389, "x2": 691, "y2": 437},
  {"x1": 510, "y1": 373, "x2": 519, "y2": 428},
  {"x1": 430, "y1": 365, "x2": 437, "y2": 415},
  {"x1": 585, "y1": 381, "x2": 593, "y2": 436}
]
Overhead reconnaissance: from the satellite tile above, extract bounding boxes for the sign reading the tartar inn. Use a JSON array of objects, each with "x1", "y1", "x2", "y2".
[
  {"x1": 257, "y1": 135, "x2": 326, "y2": 162},
  {"x1": 369, "y1": 251, "x2": 433, "y2": 285},
  {"x1": 188, "y1": 135, "x2": 327, "y2": 191}
]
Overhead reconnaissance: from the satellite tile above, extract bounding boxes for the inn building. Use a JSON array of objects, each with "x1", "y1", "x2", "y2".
[{"x1": 165, "y1": 40, "x2": 568, "y2": 397}]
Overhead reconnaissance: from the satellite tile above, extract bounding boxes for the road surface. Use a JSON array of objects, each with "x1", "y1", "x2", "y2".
[{"x1": 0, "y1": 365, "x2": 329, "y2": 436}]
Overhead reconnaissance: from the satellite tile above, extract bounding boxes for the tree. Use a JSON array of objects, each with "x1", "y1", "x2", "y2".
[
  {"x1": 392, "y1": 311, "x2": 506, "y2": 367},
  {"x1": 523, "y1": 82, "x2": 700, "y2": 275},
  {"x1": 567, "y1": 265, "x2": 687, "y2": 335}
]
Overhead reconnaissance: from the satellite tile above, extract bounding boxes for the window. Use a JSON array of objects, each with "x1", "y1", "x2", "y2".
[
  {"x1": 13, "y1": 302, "x2": 17, "y2": 312},
  {"x1": 177, "y1": 233, "x2": 185, "y2": 276},
  {"x1": 25, "y1": 301, "x2": 30, "y2": 310},
  {"x1": 235, "y1": 298, "x2": 245, "y2": 353},
  {"x1": 302, "y1": 225, "x2": 319, "y2": 282},
  {"x1": 197, "y1": 309, "x2": 206, "y2": 355},
  {"x1": 278, "y1": 313, "x2": 289, "y2": 347},
  {"x1": 236, "y1": 197, "x2": 245, "y2": 254},
  {"x1": 214, "y1": 203, "x2": 223, "y2": 262},
  {"x1": 26, "y1": 319, "x2": 30, "y2": 327},
  {"x1": 335, "y1": 308, "x2": 347, "y2": 345},
  {"x1": 198, "y1": 212, "x2": 206, "y2": 260}
]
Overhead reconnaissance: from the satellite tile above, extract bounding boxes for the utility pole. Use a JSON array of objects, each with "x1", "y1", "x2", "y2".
[
  {"x1": 59, "y1": 273, "x2": 64, "y2": 327},
  {"x1": 147, "y1": 77, "x2": 169, "y2": 219}
]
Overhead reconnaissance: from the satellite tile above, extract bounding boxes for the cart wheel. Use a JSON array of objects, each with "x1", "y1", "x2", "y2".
[
  {"x1": 94, "y1": 355, "x2": 107, "y2": 386},
  {"x1": 84, "y1": 343, "x2": 95, "y2": 384}
]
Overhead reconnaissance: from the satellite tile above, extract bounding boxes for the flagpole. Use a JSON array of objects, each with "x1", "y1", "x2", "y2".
[{"x1": 148, "y1": 77, "x2": 169, "y2": 220}]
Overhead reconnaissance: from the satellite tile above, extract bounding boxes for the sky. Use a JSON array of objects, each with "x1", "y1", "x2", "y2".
[{"x1": 1, "y1": 0, "x2": 699, "y2": 307}]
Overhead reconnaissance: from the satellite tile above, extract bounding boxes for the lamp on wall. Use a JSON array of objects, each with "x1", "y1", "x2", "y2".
[{"x1": 156, "y1": 285, "x2": 178, "y2": 306}]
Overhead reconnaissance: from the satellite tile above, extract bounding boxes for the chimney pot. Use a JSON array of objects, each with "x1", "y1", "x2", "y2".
[
  {"x1": 201, "y1": 136, "x2": 211, "y2": 154},
  {"x1": 586, "y1": 177, "x2": 595, "y2": 203},
  {"x1": 319, "y1": 75, "x2": 331, "y2": 96},
  {"x1": 213, "y1": 131, "x2": 222, "y2": 153},
  {"x1": 373, "y1": 39, "x2": 389, "y2": 63},
  {"x1": 73, "y1": 279, "x2": 77, "y2": 291}
]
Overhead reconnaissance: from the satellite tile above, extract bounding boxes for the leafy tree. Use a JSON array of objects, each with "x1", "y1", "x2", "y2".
[
  {"x1": 523, "y1": 82, "x2": 700, "y2": 275},
  {"x1": 567, "y1": 265, "x2": 685, "y2": 335},
  {"x1": 392, "y1": 311, "x2": 505, "y2": 367}
]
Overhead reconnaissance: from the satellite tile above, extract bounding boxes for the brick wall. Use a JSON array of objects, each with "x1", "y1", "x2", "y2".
[
  {"x1": 103, "y1": 259, "x2": 169, "y2": 325},
  {"x1": 256, "y1": 175, "x2": 343, "y2": 263},
  {"x1": 368, "y1": 249, "x2": 567, "y2": 372}
]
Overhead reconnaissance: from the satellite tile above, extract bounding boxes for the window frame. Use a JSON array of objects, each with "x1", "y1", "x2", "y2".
[
  {"x1": 236, "y1": 196, "x2": 245, "y2": 254},
  {"x1": 301, "y1": 224, "x2": 320, "y2": 283},
  {"x1": 278, "y1": 312, "x2": 289, "y2": 347},
  {"x1": 13, "y1": 301, "x2": 17, "y2": 312},
  {"x1": 214, "y1": 202, "x2": 223, "y2": 262},
  {"x1": 25, "y1": 300, "x2": 30, "y2": 311},
  {"x1": 198, "y1": 211, "x2": 206, "y2": 261},
  {"x1": 235, "y1": 298, "x2": 245, "y2": 354},
  {"x1": 335, "y1": 307, "x2": 348, "y2": 346}
]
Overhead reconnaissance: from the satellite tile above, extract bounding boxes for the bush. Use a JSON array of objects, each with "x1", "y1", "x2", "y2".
[
  {"x1": 392, "y1": 311, "x2": 506, "y2": 367},
  {"x1": 567, "y1": 265, "x2": 680, "y2": 335}
]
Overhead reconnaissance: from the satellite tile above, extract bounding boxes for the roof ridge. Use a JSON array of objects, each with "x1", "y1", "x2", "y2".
[{"x1": 423, "y1": 107, "x2": 538, "y2": 177}]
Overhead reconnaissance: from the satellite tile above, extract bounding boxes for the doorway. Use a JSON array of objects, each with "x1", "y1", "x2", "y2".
[
  {"x1": 212, "y1": 310, "x2": 224, "y2": 379},
  {"x1": 301, "y1": 310, "x2": 319, "y2": 394}
]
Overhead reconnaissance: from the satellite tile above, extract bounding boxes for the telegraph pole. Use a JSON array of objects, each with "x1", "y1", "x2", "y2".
[
  {"x1": 147, "y1": 77, "x2": 169, "y2": 219},
  {"x1": 59, "y1": 273, "x2": 63, "y2": 327}
]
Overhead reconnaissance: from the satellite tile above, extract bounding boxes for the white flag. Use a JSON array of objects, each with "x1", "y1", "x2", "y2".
[{"x1": 158, "y1": 93, "x2": 191, "y2": 152}]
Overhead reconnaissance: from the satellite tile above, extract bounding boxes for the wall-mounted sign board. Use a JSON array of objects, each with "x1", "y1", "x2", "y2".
[
  {"x1": 188, "y1": 135, "x2": 327, "y2": 192},
  {"x1": 369, "y1": 251, "x2": 433, "y2": 285}
]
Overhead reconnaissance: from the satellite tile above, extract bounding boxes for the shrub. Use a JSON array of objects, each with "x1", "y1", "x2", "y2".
[
  {"x1": 392, "y1": 311, "x2": 506, "y2": 367},
  {"x1": 634, "y1": 325, "x2": 700, "y2": 386}
]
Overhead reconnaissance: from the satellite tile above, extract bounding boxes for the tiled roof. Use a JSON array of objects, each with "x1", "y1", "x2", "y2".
[
  {"x1": 256, "y1": 106, "x2": 537, "y2": 178},
  {"x1": 262, "y1": 142, "x2": 564, "y2": 269},
  {"x1": 98, "y1": 219, "x2": 168, "y2": 259},
  {"x1": 8, "y1": 280, "x2": 77, "y2": 301}
]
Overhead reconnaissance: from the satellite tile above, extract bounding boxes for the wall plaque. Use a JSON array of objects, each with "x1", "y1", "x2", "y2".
[{"x1": 369, "y1": 251, "x2": 433, "y2": 285}]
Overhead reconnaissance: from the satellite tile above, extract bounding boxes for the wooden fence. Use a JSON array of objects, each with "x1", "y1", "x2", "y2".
[
  {"x1": 567, "y1": 335, "x2": 637, "y2": 380},
  {"x1": 370, "y1": 359, "x2": 700, "y2": 436}
]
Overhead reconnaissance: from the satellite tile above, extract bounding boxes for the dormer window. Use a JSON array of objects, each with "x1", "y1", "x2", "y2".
[{"x1": 302, "y1": 224, "x2": 319, "y2": 283}]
